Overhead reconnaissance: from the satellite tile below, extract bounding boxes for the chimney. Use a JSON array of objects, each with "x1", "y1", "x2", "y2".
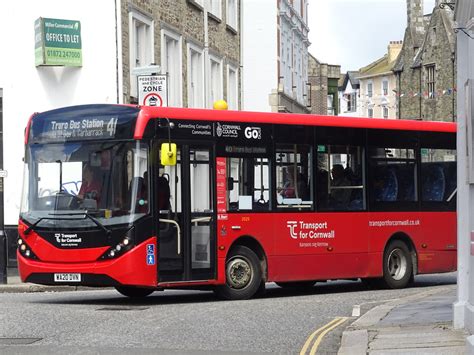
[
  {"x1": 388, "y1": 41, "x2": 403, "y2": 63},
  {"x1": 407, "y1": 0, "x2": 424, "y2": 35}
]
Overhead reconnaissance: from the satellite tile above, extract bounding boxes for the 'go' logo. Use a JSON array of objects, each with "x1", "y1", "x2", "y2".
[{"x1": 244, "y1": 127, "x2": 262, "y2": 139}]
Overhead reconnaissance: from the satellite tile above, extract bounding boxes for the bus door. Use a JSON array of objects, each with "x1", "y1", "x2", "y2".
[{"x1": 157, "y1": 143, "x2": 216, "y2": 283}]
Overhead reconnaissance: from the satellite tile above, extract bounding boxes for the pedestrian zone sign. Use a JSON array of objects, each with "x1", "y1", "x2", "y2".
[{"x1": 138, "y1": 75, "x2": 167, "y2": 107}]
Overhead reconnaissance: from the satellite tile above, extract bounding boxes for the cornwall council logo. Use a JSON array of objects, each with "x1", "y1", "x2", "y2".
[{"x1": 216, "y1": 123, "x2": 223, "y2": 137}]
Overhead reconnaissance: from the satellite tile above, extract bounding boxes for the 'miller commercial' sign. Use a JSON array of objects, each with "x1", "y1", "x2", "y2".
[{"x1": 35, "y1": 17, "x2": 82, "y2": 67}]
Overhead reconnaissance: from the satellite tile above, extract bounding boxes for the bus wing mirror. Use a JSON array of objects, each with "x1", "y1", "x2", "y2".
[
  {"x1": 160, "y1": 143, "x2": 177, "y2": 166},
  {"x1": 227, "y1": 177, "x2": 234, "y2": 191}
]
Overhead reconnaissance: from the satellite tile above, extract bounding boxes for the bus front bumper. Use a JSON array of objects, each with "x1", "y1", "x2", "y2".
[{"x1": 17, "y1": 237, "x2": 157, "y2": 288}]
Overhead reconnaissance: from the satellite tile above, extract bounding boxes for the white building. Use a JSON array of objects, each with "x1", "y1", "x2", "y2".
[
  {"x1": 0, "y1": 1, "x2": 119, "y2": 263},
  {"x1": 453, "y1": 0, "x2": 474, "y2": 352},
  {"x1": 243, "y1": 0, "x2": 310, "y2": 113},
  {"x1": 338, "y1": 71, "x2": 361, "y2": 117}
]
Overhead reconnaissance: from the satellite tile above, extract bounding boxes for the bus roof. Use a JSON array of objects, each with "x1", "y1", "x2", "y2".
[{"x1": 135, "y1": 106, "x2": 456, "y2": 139}]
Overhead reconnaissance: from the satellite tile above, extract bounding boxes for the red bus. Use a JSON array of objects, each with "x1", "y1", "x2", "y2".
[{"x1": 17, "y1": 104, "x2": 457, "y2": 299}]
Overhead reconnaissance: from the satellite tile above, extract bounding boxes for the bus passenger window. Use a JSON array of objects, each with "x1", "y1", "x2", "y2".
[
  {"x1": 275, "y1": 145, "x2": 313, "y2": 209},
  {"x1": 226, "y1": 157, "x2": 269, "y2": 211},
  {"x1": 421, "y1": 148, "x2": 456, "y2": 204},
  {"x1": 317, "y1": 145, "x2": 365, "y2": 211},
  {"x1": 369, "y1": 147, "x2": 417, "y2": 204}
]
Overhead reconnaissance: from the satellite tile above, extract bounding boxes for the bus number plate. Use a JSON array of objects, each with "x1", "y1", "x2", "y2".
[{"x1": 54, "y1": 273, "x2": 81, "y2": 282}]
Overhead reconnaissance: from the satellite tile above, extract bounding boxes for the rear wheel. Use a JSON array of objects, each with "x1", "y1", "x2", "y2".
[
  {"x1": 115, "y1": 286, "x2": 154, "y2": 298},
  {"x1": 215, "y1": 245, "x2": 262, "y2": 300},
  {"x1": 382, "y1": 240, "x2": 413, "y2": 289}
]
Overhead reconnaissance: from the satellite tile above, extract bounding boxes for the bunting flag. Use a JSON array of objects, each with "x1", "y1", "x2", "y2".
[{"x1": 391, "y1": 87, "x2": 457, "y2": 97}]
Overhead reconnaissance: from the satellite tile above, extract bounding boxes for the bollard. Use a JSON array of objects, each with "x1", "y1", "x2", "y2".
[{"x1": 0, "y1": 230, "x2": 6, "y2": 284}]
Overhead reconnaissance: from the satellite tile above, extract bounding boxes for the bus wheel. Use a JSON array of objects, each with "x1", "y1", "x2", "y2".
[
  {"x1": 275, "y1": 281, "x2": 316, "y2": 289},
  {"x1": 115, "y1": 286, "x2": 154, "y2": 298},
  {"x1": 215, "y1": 245, "x2": 262, "y2": 300},
  {"x1": 382, "y1": 240, "x2": 413, "y2": 289}
]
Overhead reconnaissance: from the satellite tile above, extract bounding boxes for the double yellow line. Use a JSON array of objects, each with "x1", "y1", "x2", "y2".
[{"x1": 300, "y1": 317, "x2": 348, "y2": 355}]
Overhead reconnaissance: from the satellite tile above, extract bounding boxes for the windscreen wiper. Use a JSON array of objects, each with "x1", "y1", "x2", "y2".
[
  {"x1": 50, "y1": 212, "x2": 112, "y2": 237},
  {"x1": 24, "y1": 217, "x2": 57, "y2": 235}
]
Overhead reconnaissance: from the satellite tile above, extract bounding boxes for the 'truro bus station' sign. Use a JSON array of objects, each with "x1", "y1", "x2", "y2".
[{"x1": 138, "y1": 75, "x2": 168, "y2": 107}]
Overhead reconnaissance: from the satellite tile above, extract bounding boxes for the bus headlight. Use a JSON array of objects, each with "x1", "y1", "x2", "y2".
[
  {"x1": 17, "y1": 238, "x2": 38, "y2": 260},
  {"x1": 99, "y1": 237, "x2": 134, "y2": 260}
]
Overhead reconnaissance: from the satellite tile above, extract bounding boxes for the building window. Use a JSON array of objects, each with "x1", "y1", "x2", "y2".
[
  {"x1": 227, "y1": 64, "x2": 238, "y2": 110},
  {"x1": 129, "y1": 11, "x2": 154, "y2": 98},
  {"x1": 187, "y1": 43, "x2": 204, "y2": 108},
  {"x1": 383, "y1": 106, "x2": 389, "y2": 118},
  {"x1": 209, "y1": 54, "x2": 223, "y2": 108},
  {"x1": 161, "y1": 28, "x2": 183, "y2": 107},
  {"x1": 382, "y1": 80, "x2": 388, "y2": 96},
  {"x1": 226, "y1": 0, "x2": 238, "y2": 30},
  {"x1": 207, "y1": 0, "x2": 222, "y2": 19},
  {"x1": 327, "y1": 94, "x2": 335, "y2": 115},
  {"x1": 426, "y1": 65, "x2": 435, "y2": 98},
  {"x1": 368, "y1": 107, "x2": 374, "y2": 118},
  {"x1": 189, "y1": 0, "x2": 204, "y2": 7},
  {"x1": 367, "y1": 82, "x2": 373, "y2": 98},
  {"x1": 347, "y1": 93, "x2": 357, "y2": 112}
]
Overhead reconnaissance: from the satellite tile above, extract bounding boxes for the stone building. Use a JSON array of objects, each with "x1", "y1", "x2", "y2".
[
  {"x1": 308, "y1": 54, "x2": 341, "y2": 115},
  {"x1": 243, "y1": 0, "x2": 310, "y2": 113},
  {"x1": 393, "y1": 0, "x2": 456, "y2": 121},
  {"x1": 358, "y1": 41, "x2": 402, "y2": 119},
  {"x1": 122, "y1": 0, "x2": 241, "y2": 109}
]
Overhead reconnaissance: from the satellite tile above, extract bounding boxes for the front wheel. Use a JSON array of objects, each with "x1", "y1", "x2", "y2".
[
  {"x1": 215, "y1": 246, "x2": 262, "y2": 300},
  {"x1": 115, "y1": 286, "x2": 154, "y2": 298},
  {"x1": 382, "y1": 240, "x2": 413, "y2": 289}
]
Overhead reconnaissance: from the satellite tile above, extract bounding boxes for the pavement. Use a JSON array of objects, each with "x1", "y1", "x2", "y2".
[
  {"x1": 0, "y1": 269, "x2": 469, "y2": 353},
  {"x1": 338, "y1": 284, "x2": 468, "y2": 354}
]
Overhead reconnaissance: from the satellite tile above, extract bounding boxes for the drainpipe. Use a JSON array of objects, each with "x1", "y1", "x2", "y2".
[
  {"x1": 452, "y1": 51, "x2": 455, "y2": 122},
  {"x1": 204, "y1": 2, "x2": 210, "y2": 108},
  {"x1": 397, "y1": 72, "x2": 401, "y2": 119},
  {"x1": 419, "y1": 68, "x2": 422, "y2": 120}
]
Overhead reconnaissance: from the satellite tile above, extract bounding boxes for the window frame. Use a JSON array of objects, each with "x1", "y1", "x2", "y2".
[
  {"x1": 226, "y1": 63, "x2": 239, "y2": 110},
  {"x1": 382, "y1": 79, "x2": 389, "y2": 96},
  {"x1": 207, "y1": 0, "x2": 222, "y2": 20},
  {"x1": 426, "y1": 65, "x2": 435, "y2": 99},
  {"x1": 226, "y1": 0, "x2": 238, "y2": 31},
  {"x1": 129, "y1": 10, "x2": 154, "y2": 98},
  {"x1": 187, "y1": 42, "x2": 205, "y2": 108},
  {"x1": 367, "y1": 82, "x2": 373, "y2": 98},
  {"x1": 208, "y1": 53, "x2": 223, "y2": 108},
  {"x1": 161, "y1": 27, "x2": 183, "y2": 107}
]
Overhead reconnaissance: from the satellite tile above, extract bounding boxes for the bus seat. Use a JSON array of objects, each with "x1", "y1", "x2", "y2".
[
  {"x1": 443, "y1": 162, "x2": 457, "y2": 200},
  {"x1": 396, "y1": 166, "x2": 415, "y2": 201},
  {"x1": 374, "y1": 167, "x2": 398, "y2": 202},
  {"x1": 422, "y1": 165, "x2": 445, "y2": 202}
]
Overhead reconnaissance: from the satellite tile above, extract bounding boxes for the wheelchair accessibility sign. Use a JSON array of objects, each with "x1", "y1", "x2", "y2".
[{"x1": 146, "y1": 244, "x2": 155, "y2": 265}]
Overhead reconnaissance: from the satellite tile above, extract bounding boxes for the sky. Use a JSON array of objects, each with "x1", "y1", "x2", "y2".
[{"x1": 307, "y1": 0, "x2": 436, "y2": 72}]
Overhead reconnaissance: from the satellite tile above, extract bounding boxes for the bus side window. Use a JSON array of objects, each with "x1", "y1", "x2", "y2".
[
  {"x1": 275, "y1": 144, "x2": 313, "y2": 209},
  {"x1": 369, "y1": 147, "x2": 417, "y2": 205},
  {"x1": 421, "y1": 148, "x2": 456, "y2": 205},
  {"x1": 226, "y1": 157, "x2": 270, "y2": 211},
  {"x1": 317, "y1": 145, "x2": 365, "y2": 211}
]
